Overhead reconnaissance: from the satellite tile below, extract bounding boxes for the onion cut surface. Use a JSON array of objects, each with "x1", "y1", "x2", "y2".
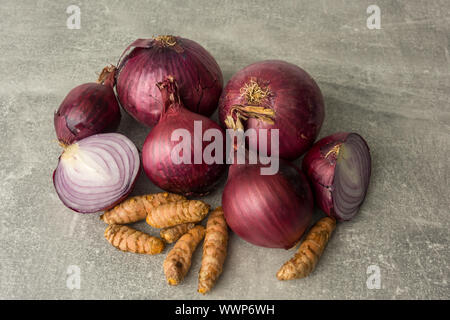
[
  {"x1": 53, "y1": 133, "x2": 140, "y2": 213},
  {"x1": 302, "y1": 132, "x2": 371, "y2": 221}
]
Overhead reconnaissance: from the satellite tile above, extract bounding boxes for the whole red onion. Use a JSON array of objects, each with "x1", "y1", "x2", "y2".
[
  {"x1": 218, "y1": 60, "x2": 324, "y2": 160},
  {"x1": 54, "y1": 66, "x2": 121, "y2": 144},
  {"x1": 302, "y1": 132, "x2": 371, "y2": 221},
  {"x1": 53, "y1": 133, "x2": 140, "y2": 213},
  {"x1": 222, "y1": 157, "x2": 313, "y2": 249},
  {"x1": 142, "y1": 76, "x2": 225, "y2": 196},
  {"x1": 115, "y1": 36, "x2": 223, "y2": 127}
]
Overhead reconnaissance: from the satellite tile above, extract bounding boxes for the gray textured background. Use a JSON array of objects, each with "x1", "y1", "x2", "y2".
[{"x1": 1, "y1": 0, "x2": 449, "y2": 299}]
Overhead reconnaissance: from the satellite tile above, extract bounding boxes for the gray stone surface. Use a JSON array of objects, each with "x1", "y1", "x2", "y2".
[{"x1": 1, "y1": 0, "x2": 449, "y2": 299}]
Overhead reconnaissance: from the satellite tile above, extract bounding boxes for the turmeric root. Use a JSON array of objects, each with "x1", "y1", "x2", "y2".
[
  {"x1": 276, "y1": 217, "x2": 336, "y2": 280},
  {"x1": 100, "y1": 192, "x2": 185, "y2": 224},
  {"x1": 198, "y1": 207, "x2": 228, "y2": 294},
  {"x1": 160, "y1": 223, "x2": 196, "y2": 243},
  {"x1": 104, "y1": 225, "x2": 165, "y2": 255},
  {"x1": 163, "y1": 225, "x2": 205, "y2": 285},
  {"x1": 146, "y1": 200, "x2": 210, "y2": 228}
]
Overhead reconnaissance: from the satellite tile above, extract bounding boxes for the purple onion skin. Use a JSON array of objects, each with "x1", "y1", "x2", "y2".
[
  {"x1": 218, "y1": 60, "x2": 324, "y2": 160},
  {"x1": 142, "y1": 77, "x2": 225, "y2": 196},
  {"x1": 302, "y1": 132, "x2": 371, "y2": 221},
  {"x1": 54, "y1": 83, "x2": 121, "y2": 145},
  {"x1": 116, "y1": 37, "x2": 223, "y2": 127},
  {"x1": 222, "y1": 160, "x2": 314, "y2": 249}
]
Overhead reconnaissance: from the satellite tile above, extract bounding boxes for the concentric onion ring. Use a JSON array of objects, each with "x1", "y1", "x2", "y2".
[{"x1": 53, "y1": 133, "x2": 140, "y2": 213}]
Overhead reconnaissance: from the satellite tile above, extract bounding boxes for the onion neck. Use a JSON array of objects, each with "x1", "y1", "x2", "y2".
[
  {"x1": 225, "y1": 79, "x2": 275, "y2": 130},
  {"x1": 154, "y1": 35, "x2": 177, "y2": 47},
  {"x1": 60, "y1": 143, "x2": 79, "y2": 161},
  {"x1": 97, "y1": 65, "x2": 116, "y2": 88},
  {"x1": 153, "y1": 35, "x2": 184, "y2": 54},
  {"x1": 325, "y1": 144, "x2": 341, "y2": 159},
  {"x1": 157, "y1": 76, "x2": 183, "y2": 115},
  {"x1": 241, "y1": 79, "x2": 270, "y2": 104},
  {"x1": 324, "y1": 143, "x2": 343, "y2": 164},
  {"x1": 225, "y1": 105, "x2": 275, "y2": 130}
]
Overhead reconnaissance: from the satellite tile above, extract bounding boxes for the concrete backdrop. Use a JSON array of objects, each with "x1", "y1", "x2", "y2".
[{"x1": 0, "y1": 0, "x2": 449, "y2": 299}]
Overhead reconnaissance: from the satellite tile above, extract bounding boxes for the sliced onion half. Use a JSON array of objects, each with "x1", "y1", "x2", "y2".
[
  {"x1": 332, "y1": 133, "x2": 371, "y2": 220},
  {"x1": 302, "y1": 132, "x2": 371, "y2": 221},
  {"x1": 53, "y1": 133, "x2": 140, "y2": 213}
]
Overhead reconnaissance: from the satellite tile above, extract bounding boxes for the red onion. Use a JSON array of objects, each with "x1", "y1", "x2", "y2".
[
  {"x1": 53, "y1": 133, "x2": 140, "y2": 213},
  {"x1": 218, "y1": 60, "x2": 324, "y2": 160},
  {"x1": 54, "y1": 66, "x2": 121, "y2": 144},
  {"x1": 115, "y1": 36, "x2": 223, "y2": 127},
  {"x1": 302, "y1": 132, "x2": 371, "y2": 221},
  {"x1": 222, "y1": 157, "x2": 314, "y2": 249},
  {"x1": 142, "y1": 76, "x2": 225, "y2": 196}
]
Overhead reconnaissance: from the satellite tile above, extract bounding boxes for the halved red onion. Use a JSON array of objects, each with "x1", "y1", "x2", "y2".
[
  {"x1": 53, "y1": 133, "x2": 140, "y2": 213},
  {"x1": 302, "y1": 132, "x2": 371, "y2": 221}
]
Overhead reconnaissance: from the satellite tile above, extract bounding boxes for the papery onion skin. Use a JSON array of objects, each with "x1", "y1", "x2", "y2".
[
  {"x1": 142, "y1": 77, "x2": 225, "y2": 196},
  {"x1": 302, "y1": 132, "x2": 371, "y2": 221},
  {"x1": 53, "y1": 133, "x2": 140, "y2": 213},
  {"x1": 116, "y1": 36, "x2": 223, "y2": 127},
  {"x1": 54, "y1": 81, "x2": 121, "y2": 145},
  {"x1": 218, "y1": 60, "x2": 324, "y2": 160},
  {"x1": 222, "y1": 159, "x2": 313, "y2": 249}
]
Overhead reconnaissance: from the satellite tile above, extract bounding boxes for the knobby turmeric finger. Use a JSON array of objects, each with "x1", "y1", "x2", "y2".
[
  {"x1": 198, "y1": 207, "x2": 228, "y2": 294},
  {"x1": 160, "y1": 223, "x2": 196, "y2": 243},
  {"x1": 100, "y1": 193, "x2": 186, "y2": 224},
  {"x1": 104, "y1": 225, "x2": 165, "y2": 255},
  {"x1": 277, "y1": 217, "x2": 336, "y2": 280},
  {"x1": 146, "y1": 200, "x2": 210, "y2": 228},
  {"x1": 163, "y1": 225, "x2": 205, "y2": 285}
]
